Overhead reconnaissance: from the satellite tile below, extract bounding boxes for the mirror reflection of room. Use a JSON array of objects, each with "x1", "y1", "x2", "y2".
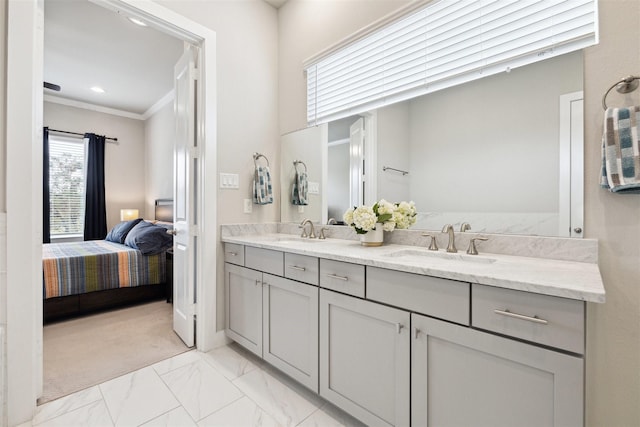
[{"x1": 284, "y1": 51, "x2": 584, "y2": 238}]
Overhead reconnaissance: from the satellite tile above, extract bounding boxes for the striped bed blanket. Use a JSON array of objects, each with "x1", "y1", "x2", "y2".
[{"x1": 43, "y1": 240, "x2": 166, "y2": 299}]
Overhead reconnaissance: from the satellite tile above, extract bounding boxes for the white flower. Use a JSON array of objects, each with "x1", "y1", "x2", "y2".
[
  {"x1": 343, "y1": 208, "x2": 354, "y2": 226},
  {"x1": 382, "y1": 221, "x2": 396, "y2": 232},
  {"x1": 392, "y1": 200, "x2": 416, "y2": 229},
  {"x1": 344, "y1": 200, "x2": 417, "y2": 233},
  {"x1": 352, "y1": 205, "x2": 377, "y2": 231},
  {"x1": 377, "y1": 199, "x2": 395, "y2": 215}
]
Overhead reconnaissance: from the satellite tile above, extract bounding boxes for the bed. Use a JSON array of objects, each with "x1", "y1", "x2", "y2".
[{"x1": 43, "y1": 199, "x2": 174, "y2": 322}]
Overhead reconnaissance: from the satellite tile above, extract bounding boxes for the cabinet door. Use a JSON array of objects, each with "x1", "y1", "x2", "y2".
[
  {"x1": 411, "y1": 313, "x2": 583, "y2": 427},
  {"x1": 320, "y1": 289, "x2": 410, "y2": 427},
  {"x1": 263, "y1": 274, "x2": 319, "y2": 392},
  {"x1": 224, "y1": 263, "x2": 263, "y2": 357}
]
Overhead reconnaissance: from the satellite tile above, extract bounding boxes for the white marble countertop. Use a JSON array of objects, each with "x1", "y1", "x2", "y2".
[{"x1": 222, "y1": 233, "x2": 606, "y2": 303}]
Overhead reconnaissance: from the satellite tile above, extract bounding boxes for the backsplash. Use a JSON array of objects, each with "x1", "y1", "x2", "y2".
[
  {"x1": 414, "y1": 211, "x2": 560, "y2": 237},
  {"x1": 220, "y1": 222, "x2": 598, "y2": 263}
]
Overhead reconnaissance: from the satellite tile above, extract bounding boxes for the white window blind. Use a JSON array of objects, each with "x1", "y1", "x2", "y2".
[
  {"x1": 49, "y1": 136, "x2": 86, "y2": 236},
  {"x1": 306, "y1": 0, "x2": 598, "y2": 125}
]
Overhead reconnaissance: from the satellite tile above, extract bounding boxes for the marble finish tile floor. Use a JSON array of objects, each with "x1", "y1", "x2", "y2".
[{"x1": 20, "y1": 343, "x2": 366, "y2": 427}]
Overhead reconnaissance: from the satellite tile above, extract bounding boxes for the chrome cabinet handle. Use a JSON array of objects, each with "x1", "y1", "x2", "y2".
[
  {"x1": 396, "y1": 323, "x2": 404, "y2": 334},
  {"x1": 227, "y1": 251, "x2": 238, "y2": 256},
  {"x1": 255, "y1": 279, "x2": 261, "y2": 287},
  {"x1": 413, "y1": 327, "x2": 422, "y2": 339},
  {"x1": 494, "y1": 309, "x2": 548, "y2": 325},
  {"x1": 287, "y1": 265, "x2": 306, "y2": 272},
  {"x1": 326, "y1": 273, "x2": 348, "y2": 281}
]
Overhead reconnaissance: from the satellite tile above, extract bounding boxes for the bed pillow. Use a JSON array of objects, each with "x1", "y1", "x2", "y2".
[
  {"x1": 105, "y1": 218, "x2": 143, "y2": 244},
  {"x1": 124, "y1": 221, "x2": 173, "y2": 255}
]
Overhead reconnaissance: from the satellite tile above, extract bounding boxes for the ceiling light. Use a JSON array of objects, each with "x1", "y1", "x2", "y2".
[
  {"x1": 91, "y1": 86, "x2": 105, "y2": 94},
  {"x1": 128, "y1": 17, "x2": 147, "y2": 27}
]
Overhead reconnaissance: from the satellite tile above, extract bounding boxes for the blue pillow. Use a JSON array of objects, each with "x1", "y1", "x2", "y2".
[
  {"x1": 124, "y1": 221, "x2": 173, "y2": 255},
  {"x1": 105, "y1": 218, "x2": 143, "y2": 244}
]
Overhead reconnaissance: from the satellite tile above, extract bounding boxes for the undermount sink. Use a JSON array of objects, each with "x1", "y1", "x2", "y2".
[{"x1": 383, "y1": 249, "x2": 496, "y2": 264}]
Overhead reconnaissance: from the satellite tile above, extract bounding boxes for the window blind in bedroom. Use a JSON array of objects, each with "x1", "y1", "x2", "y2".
[
  {"x1": 49, "y1": 136, "x2": 86, "y2": 236},
  {"x1": 305, "y1": 0, "x2": 598, "y2": 125}
]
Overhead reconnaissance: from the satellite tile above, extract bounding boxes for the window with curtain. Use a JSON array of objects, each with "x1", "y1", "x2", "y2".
[
  {"x1": 49, "y1": 135, "x2": 86, "y2": 237},
  {"x1": 305, "y1": 0, "x2": 598, "y2": 125}
]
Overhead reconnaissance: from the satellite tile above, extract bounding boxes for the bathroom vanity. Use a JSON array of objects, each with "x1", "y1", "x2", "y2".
[{"x1": 221, "y1": 227, "x2": 605, "y2": 427}]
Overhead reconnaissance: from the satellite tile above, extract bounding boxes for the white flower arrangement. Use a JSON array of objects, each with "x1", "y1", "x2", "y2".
[{"x1": 343, "y1": 199, "x2": 417, "y2": 234}]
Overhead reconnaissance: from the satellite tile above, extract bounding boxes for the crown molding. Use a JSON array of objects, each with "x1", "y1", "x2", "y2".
[
  {"x1": 142, "y1": 89, "x2": 174, "y2": 120},
  {"x1": 44, "y1": 94, "x2": 145, "y2": 120}
]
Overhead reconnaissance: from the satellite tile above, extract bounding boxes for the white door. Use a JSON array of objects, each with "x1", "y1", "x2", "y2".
[
  {"x1": 173, "y1": 47, "x2": 197, "y2": 347},
  {"x1": 558, "y1": 91, "x2": 584, "y2": 238},
  {"x1": 349, "y1": 118, "x2": 365, "y2": 207}
]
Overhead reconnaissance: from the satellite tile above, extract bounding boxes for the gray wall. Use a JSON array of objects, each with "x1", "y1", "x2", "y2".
[
  {"x1": 583, "y1": 1, "x2": 640, "y2": 425},
  {"x1": 44, "y1": 102, "x2": 146, "y2": 231},
  {"x1": 281, "y1": 125, "x2": 324, "y2": 224},
  {"x1": 144, "y1": 100, "x2": 174, "y2": 219},
  {"x1": 0, "y1": 1, "x2": 5, "y2": 214},
  {"x1": 377, "y1": 101, "x2": 411, "y2": 203},
  {"x1": 407, "y1": 52, "x2": 581, "y2": 213},
  {"x1": 157, "y1": 0, "x2": 279, "y2": 332}
]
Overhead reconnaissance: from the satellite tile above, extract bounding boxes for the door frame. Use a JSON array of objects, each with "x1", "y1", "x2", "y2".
[{"x1": 5, "y1": 0, "x2": 219, "y2": 423}]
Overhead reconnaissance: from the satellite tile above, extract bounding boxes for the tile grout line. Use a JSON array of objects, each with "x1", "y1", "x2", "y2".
[{"x1": 32, "y1": 388, "x2": 105, "y2": 426}]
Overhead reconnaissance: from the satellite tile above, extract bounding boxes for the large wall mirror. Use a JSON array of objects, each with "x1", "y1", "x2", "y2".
[{"x1": 281, "y1": 51, "x2": 585, "y2": 238}]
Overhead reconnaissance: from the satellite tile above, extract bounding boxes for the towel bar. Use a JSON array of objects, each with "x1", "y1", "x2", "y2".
[
  {"x1": 602, "y1": 75, "x2": 640, "y2": 110},
  {"x1": 382, "y1": 166, "x2": 409, "y2": 176}
]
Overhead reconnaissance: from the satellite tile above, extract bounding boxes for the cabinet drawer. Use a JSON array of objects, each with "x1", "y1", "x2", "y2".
[
  {"x1": 472, "y1": 284, "x2": 585, "y2": 354},
  {"x1": 367, "y1": 267, "x2": 470, "y2": 325},
  {"x1": 245, "y1": 247, "x2": 283, "y2": 276},
  {"x1": 319, "y1": 259, "x2": 365, "y2": 298},
  {"x1": 284, "y1": 253, "x2": 319, "y2": 286},
  {"x1": 224, "y1": 243, "x2": 244, "y2": 266}
]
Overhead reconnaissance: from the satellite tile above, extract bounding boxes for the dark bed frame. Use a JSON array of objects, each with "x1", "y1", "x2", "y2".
[
  {"x1": 43, "y1": 284, "x2": 167, "y2": 323},
  {"x1": 43, "y1": 199, "x2": 174, "y2": 323}
]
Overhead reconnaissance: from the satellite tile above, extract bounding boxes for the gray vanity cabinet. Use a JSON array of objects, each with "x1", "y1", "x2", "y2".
[
  {"x1": 319, "y1": 289, "x2": 410, "y2": 427},
  {"x1": 262, "y1": 273, "x2": 319, "y2": 392},
  {"x1": 224, "y1": 241, "x2": 588, "y2": 427},
  {"x1": 411, "y1": 312, "x2": 584, "y2": 427},
  {"x1": 224, "y1": 263, "x2": 263, "y2": 357},
  {"x1": 225, "y1": 245, "x2": 320, "y2": 392}
]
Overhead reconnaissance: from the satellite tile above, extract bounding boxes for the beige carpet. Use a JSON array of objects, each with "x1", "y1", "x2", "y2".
[{"x1": 41, "y1": 300, "x2": 190, "y2": 404}]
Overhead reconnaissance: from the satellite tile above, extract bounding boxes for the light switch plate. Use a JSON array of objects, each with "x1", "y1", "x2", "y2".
[
  {"x1": 220, "y1": 173, "x2": 239, "y2": 189},
  {"x1": 244, "y1": 199, "x2": 253, "y2": 214},
  {"x1": 308, "y1": 181, "x2": 320, "y2": 194}
]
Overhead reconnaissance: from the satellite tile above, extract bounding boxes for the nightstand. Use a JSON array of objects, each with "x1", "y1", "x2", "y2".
[{"x1": 166, "y1": 249, "x2": 173, "y2": 303}]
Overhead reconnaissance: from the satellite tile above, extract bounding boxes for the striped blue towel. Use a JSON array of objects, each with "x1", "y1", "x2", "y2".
[
  {"x1": 601, "y1": 106, "x2": 640, "y2": 193},
  {"x1": 292, "y1": 171, "x2": 308, "y2": 205},
  {"x1": 253, "y1": 166, "x2": 273, "y2": 205}
]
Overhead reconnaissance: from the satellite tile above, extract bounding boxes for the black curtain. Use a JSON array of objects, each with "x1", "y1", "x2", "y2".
[
  {"x1": 83, "y1": 133, "x2": 107, "y2": 240},
  {"x1": 43, "y1": 127, "x2": 51, "y2": 243}
]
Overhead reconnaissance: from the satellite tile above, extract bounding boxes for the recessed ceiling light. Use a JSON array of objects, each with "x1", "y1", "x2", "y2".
[
  {"x1": 91, "y1": 86, "x2": 105, "y2": 94},
  {"x1": 128, "y1": 17, "x2": 147, "y2": 27}
]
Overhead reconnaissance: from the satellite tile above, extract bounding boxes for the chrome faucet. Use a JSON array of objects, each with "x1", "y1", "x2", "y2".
[
  {"x1": 299, "y1": 218, "x2": 316, "y2": 239},
  {"x1": 460, "y1": 222, "x2": 471, "y2": 232},
  {"x1": 441, "y1": 224, "x2": 457, "y2": 253}
]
